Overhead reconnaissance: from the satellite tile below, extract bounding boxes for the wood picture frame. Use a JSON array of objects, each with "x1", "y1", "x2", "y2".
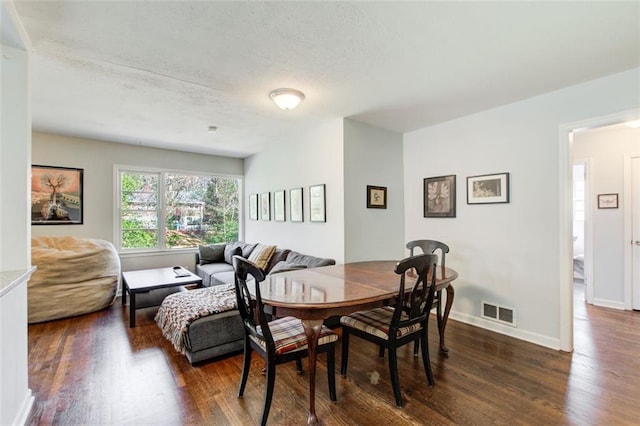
[
  {"x1": 597, "y1": 193, "x2": 618, "y2": 209},
  {"x1": 31, "y1": 165, "x2": 84, "y2": 225},
  {"x1": 289, "y1": 187, "x2": 304, "y2": 222},
  {"x1": 309, "y1": 184, "x2": 326, "y2": 222},
  {"x1": 367, "y1": 185, "x2": 387, "y2": 209},
  {"x1": 260, "y1": 192, "x2": 271, "y2": 221},
  {"x1": 467, "y1": 172, "x2": 510, "y2": 204},
  {"x1": 249, "y1": 193, "x2": 259, "y2": 220},
  {"x1": 274, "y1": 190, "x2": 286, "y2": 221},
  {"x1": 424, "y1": 175, "x2": 456, "y2": 218}
]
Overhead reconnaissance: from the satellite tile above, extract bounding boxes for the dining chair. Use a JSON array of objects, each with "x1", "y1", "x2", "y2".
[
  {"x1": 232, "y1": 256, "x2": 339, "y2": 425},
  {"x1": 340, "y1": 253, "x2": 438, "y2": 407},
  {"x1": 406, "y1": 239, "x2": 449, "y2": 355}
]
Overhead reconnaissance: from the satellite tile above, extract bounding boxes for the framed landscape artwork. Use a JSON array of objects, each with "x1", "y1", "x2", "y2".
[
  {"x1": 467, "y1": 172, "x2": 510, "y2": 204},
  {"x1": 274, "y1": 190, "x2": 286, "y2": 221},
  {"x1": 260, "y1": 192, "x2": 271, "y2": 221},
  {"x1": 367, "y1": 185, "x2": 387, "y2": 209},
  {"x1": 424, "y1": 175, "x2": 456, "y2": 218},
  {"x1": 309, "y1": 184, "x2": 326, "y2": 222},
  {"x1": 290, "y1": 187, "x2": 303, "y2": 222},
  {"x1": 249, "y1": 194, "x2": 258, "y2": 220},
  {"x1": 31, "y1": 165, "x2": 84, "y2": 225}
]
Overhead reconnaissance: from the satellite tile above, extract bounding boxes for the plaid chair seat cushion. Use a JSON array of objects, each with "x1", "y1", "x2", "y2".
[
  {"x1": 340, "y1": 306, "x2": 422, "y2": 340},
  {"x1": 251, "y1": 316, "x2": 338, "y2": 355}
]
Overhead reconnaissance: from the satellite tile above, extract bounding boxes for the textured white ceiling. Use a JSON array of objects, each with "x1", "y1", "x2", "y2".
[{"x1": 11, "y1": 1, "x2": 640, "y2": 158}]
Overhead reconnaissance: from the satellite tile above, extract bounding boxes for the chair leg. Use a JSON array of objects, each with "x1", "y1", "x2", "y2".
[
  {"x1": 340, "y1": 329, "x2": 350, "y2": 376},
  {"x1": 388, "y1": 348, "x2": 403, "y2": 407},
  {"x1": 379, "y1": 345, "x2": 385, "y2": 358},
  {"x1": 238, "y1": 341, "x2": 252, "y2": 397},
  {"x1": 327, "y1": 345, "x2": 337, "y2": 401},
  {"x1": 260, "y1": 362, "x2": 276, "y2": 426},
  {"x1": 412, "y1": 340, "x2": 419, "y2": 357},
  {"x1": 436, "y1": 290, "x2": 443, "y2": 340},
  {"x1": 295, "y1": 358, "x2": 303, "y2": 373},
  {"x1": 420, "y1": 331, "x2": 434, "y2": 387}
]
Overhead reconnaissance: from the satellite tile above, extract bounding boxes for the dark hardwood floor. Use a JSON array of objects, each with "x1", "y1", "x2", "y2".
[{"x1": 27, "y1": 283, "x2": 640, "y2": 425}]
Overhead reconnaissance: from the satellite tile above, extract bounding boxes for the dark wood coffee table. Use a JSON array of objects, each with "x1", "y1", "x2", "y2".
[{"x1": 122, "y1": 267, "x2": 203, "y2": 327}]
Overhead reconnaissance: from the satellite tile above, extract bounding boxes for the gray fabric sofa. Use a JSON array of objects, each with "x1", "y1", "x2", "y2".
[{"x1": 165, "y1": 241, "x2": 335, "y2": 364}]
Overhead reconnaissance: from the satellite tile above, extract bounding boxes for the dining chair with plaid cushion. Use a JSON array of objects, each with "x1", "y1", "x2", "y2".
[
  {"x1": 233, "y1": 255, "x2": 338, "y2": 426},
  {"x1": 340, "y1": 253, "x2": 437, "y2": 407}
]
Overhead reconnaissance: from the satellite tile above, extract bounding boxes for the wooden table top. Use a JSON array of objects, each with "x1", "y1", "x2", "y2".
[{"x1": 258, "y1": 260, "x2": 458, "y2": 320}]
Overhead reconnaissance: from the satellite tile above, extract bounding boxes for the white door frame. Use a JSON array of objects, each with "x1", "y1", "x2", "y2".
[{"x1": 558, "y1": 108, "x2": 640, "y2": 352}]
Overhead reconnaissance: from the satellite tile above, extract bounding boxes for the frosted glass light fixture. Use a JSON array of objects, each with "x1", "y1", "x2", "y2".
[{"x1": 269, "y1": 88, "x2": 305, "y2": 110}]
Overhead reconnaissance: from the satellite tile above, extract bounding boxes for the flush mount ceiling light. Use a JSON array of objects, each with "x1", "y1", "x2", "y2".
[{"x1": 269, "y1": 88, "x2": 305, "y2": 110}]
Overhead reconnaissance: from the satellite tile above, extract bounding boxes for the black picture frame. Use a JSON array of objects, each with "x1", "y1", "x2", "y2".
[
  {"x1": 597, "y1": 193, "x2": 618, "y2": 209},
  {"x1": 467, "y1": 172, "x2": 510, "y2": 204},
  {"x1": 309, "y1": 184, "x2": 326, "y2": 222},
  {"x1": 260, "y1": 192, "x2": 271, "y2": 221},
  {"x1": 31, "y1": 165, "x2": 84, "y2": 225},
  {"x1": 249, "y1": 194, "x2": 259, "y2": 220},
  {"x1": 424, "y1": 175, "x2": 456, "y2": 218},
  {"x1": 367, "y1": 185, "x2": 387, "y2": 209},
  {"x1": 274, "y1": 190, "x2": 286, "y2": 221}
]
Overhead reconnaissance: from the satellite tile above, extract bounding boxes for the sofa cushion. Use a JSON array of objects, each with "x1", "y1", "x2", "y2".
[
  {"x1": 240, "y1": 242, "x2": 258, "y2": 258},
  {"x1": 224, "y1": 243, "x2": 243, "y2": 264},
  {"x1": 210, "y1": 270, "x2": 236, "y2": 286},
  {"x1": 196, "y1": 262, "x2": 234, "y2": 286},
  {"x1": 247, "y1": 244, "x2": 277, "y2": 270},
  {"x1": 268, "y1": 261, "x2": 308, "y2": 275},
  {"x1": 265, "y1": 248, "x2": 291, "y2": 273},
  {"x1": 198, "y1": 243, "x2": 226, "y2": 265},
  {"x1": 285, "y1": 251, "x2": 336, "y2": 268}
]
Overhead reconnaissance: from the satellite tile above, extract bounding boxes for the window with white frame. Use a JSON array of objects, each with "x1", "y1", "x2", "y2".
[{"x1": 117, "y1": 167, "x2": 241, "y2": 251}]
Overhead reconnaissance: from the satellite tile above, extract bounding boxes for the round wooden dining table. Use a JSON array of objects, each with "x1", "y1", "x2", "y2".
[{"x1": 257, "y1": 260, "x2": 458, "y2": 425}]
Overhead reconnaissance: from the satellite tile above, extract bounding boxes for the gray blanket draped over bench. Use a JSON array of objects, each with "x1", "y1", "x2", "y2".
[{"x1": 155, "y1": 284, "x2": 237, "y2": 354}]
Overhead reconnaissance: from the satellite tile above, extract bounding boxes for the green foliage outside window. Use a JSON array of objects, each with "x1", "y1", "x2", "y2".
[{"x1": 120, "y1": 170, "x2": 240, "y2": 250}]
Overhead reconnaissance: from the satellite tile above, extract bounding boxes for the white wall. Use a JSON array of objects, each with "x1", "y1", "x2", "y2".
[
  {"x1": 573, "y1": 125, "x2": 640, "y2": 307},
  {"x1": 404, "y1": 68, "x2": 640, "y2": 350},
  {"x1": 344, "y1": 119, "x2": 405, "y2": 262},
  {"x1": 32, "y1": 132, "x2": 244, "y2": 272},
  {"x1": 244, "y1": 119, "x2": 345, "y2": 262},
  {"x1": 0, "y1": 2, "x2": 33, "y2": 423}
]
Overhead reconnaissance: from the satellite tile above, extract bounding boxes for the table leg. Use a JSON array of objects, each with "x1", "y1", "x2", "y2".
[
  {"x1": 129, "y1": 291, "x2": 136, "y2": 328},
  {"x1": 439, "y1": 284, "x2": 455, "y2": 353},
  {"x1": 301, "y1": 319, "x2": 323, "y2": 425},
  {"x1": 122, "y1": 278, "x2": 127, "y2": 306}
]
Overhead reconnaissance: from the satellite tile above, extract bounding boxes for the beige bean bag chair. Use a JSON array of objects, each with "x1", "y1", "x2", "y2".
[{"x1": 29, "y1": 236, "x2": 121, "y2": 323}]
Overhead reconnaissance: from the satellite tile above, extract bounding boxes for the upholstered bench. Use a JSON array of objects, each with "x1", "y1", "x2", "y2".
[{"x1": 155, "y1": 284, "x2": 243, "y2": 364}]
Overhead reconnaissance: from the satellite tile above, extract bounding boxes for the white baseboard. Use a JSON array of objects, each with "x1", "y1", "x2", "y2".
[
  {"x1": 592, "y1": 298, "x2": 626, "y2": 310},
  {"x1": 449, "y1": 312, "x2": 562, "y2": 351},
  {"x1": 13, "y1": 388, "x2": 34, "y2": 426}
]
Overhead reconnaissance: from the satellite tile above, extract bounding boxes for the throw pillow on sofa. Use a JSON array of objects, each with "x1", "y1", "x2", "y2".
[
  {"x1": 224, "y1": 243, "x2": 243, "y2": 264},
  {"x1": 198, "y1": 243, "x2": 226, "y2": 265},
  {"x1": 269, "y1": 261, "x2": 308, "y2": 274},
  {"x1": 247, "y1": 243, "x2": 277, "y2": 270}
]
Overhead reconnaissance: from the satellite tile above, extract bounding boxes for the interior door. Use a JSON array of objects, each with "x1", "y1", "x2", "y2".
[{"x1": 632, "y1": 157, "x2": 640, "y2": 309}]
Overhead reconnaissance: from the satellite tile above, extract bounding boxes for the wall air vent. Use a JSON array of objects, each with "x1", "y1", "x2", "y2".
[{"x1": 481, "y1": 301, "x2": 516, "y2": 327}]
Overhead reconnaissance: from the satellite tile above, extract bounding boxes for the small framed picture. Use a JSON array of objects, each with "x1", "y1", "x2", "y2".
[
  {"x1": 309, "y1": 184, "x2": 326, "y2": 222},
  {"x1": 260, "y1": 192, "x2": 270, "y2": 221},
  {"x1": 289, "y1": 187, "x2": 304, "y2": 222},
  {"x1": 367, "y1": 185, "x2": 387, "y2": 209},
  {"x1": 424, "y1": 175, "x2": 456, "y2": 218},
  {"x1": 467, "y1": 172, "x2": 510, "y2": 204},
  {"x1": 597, "y1": 193, "x2": 618, "y2": 209},
  {"x1": 249, "y1": 194, "x2": 258, "y2": 220},
  {"x1": 274, "y1": 190, "x2": 286, "y2": 221}
]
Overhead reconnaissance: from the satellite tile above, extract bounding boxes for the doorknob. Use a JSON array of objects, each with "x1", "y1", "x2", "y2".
[{"x1": 635, "y1": 241, "x2": 640, "y2": 246}]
